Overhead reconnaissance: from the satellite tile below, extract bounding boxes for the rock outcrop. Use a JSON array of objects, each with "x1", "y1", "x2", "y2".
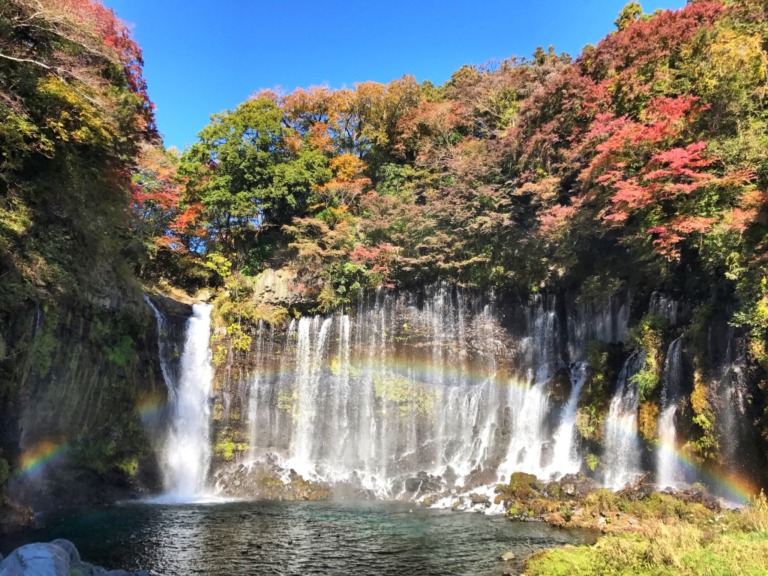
[{"x1": 0, "y1": 539, "x2": 148, "y2": 576}]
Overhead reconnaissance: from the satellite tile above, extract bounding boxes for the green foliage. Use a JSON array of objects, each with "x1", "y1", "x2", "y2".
[
  {"x1": 576, "y1": 341, "x2": 616, "y2": 441},
  {"x1": 373, "y1": 374, "x2": 435, "y2": 416},
  {"x1": 689, "y1": 370, "x2": 720, "y2": 461},
  {"x1": 32, "y1": 328, "x2": 58, "y2": 377},
  {"x1": 178, "y1": 98, "x2": 331, "y2": 264},
  {"x1": 615, "y1": 2, "x2": 643, "y2": 31},
  {"x1": 106, "y1": 335, "x2": 134, "y2": 369},
  {"x1": 117, "y1": 457, "x2": 139, "y2": 476},
  {"x1": 526, "y1": 530, "x2": 768, "y2": 576},
  {"x1": 209, "y1": 273, "x2": 292, "y2": 367},
  {"x1": 526, "y1": 494, "x2": 768, "y2": 576},
  {"x1": 629, "y1": 315, "x2": 667, "y2": 402},
  {"x1": 496, "y1": 472, "x2": 543, "y2": 501},
  {"x1": 214, "y1": 440, "x2": 248, "y2": 462}
]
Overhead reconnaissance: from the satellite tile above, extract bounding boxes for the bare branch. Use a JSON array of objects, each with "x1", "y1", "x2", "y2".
[{"x1": 0, "y1": 51, "x2": 52, "y2": 69}]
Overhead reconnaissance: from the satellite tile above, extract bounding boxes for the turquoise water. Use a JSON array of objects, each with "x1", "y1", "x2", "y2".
[{"x1": 1, "y1": 501, "x2": 594, "y2": 575}]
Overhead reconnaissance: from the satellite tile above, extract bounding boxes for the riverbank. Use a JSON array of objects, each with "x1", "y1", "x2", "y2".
[{"x1": 491, "y1": 477, "x2": 768, "y2": 575}]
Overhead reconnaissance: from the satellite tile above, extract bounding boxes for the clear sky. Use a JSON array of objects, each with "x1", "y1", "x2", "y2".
[{"x1": 103, "y1": 0, "x2": 687, "y2": 150}]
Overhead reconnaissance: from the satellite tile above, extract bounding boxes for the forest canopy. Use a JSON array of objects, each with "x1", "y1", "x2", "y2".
[{"x1": 133, "y1": 1, "x2": 766, "y2": 334}]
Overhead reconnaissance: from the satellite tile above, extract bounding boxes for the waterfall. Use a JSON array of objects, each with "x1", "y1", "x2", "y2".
[
  {"x1": 649, "y1": 292, "x2": 680, "y2": 326},
  {"x1": 603, "y1": 352, "x2": 644, "y2": 489},
  {"x1": 657, "y1": 337, "x2": 684, "y2": 488},
  {"x1": 548, "y1": 362, "x2": 588, "y2": 476},
  {"x1": 497, "y1": 295, "x2": 560, "y2": 480},
  {"x1": 162, "y1": 303, "x2": 214, "y2": 500},
  {"x1": 236, "y1": 285, "x2": 634, "y2": 496},
  {"x1": 715, "y1": 329, "x2": 752, "y2": 479},
  {"x1": 143, "y1": 294, "x2": 175, "y2": 400},
  {"x1": 246, "y1": 321, "x2": 266, "y2": 463}
]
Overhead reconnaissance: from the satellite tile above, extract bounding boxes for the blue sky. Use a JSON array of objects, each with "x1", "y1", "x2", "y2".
[{"x1": 104, "y1": 0, "x2": 687, "y2": 150}]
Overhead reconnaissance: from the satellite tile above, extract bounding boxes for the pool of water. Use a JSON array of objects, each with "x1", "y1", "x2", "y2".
[{"x1": 0, "y1": 500, "x2": 594, "y2": 575}]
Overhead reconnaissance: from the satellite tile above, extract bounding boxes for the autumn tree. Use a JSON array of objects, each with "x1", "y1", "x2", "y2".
[
  {"x1": 0, "y1": 0, "x2": 156, "y2": 305},
  {"x1": 178, "y1": 97, "x2": 331, "y2": 269}
]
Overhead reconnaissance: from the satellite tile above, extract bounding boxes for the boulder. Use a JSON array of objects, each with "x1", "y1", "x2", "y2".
[
  {"x1": 0, "y1": 541, "x2": 144, "y2": 576},
  {"x1": 404, "y1": 471, "x2": 442, "y2": 494},
  {"x1": 0, "y1": 542, "x2": 70, "y2": 576},
  {"x1": 49, "y1": 539, "x2": 80, "y2": 565},
  {"x1": 499, "y1": 551, "x2": 517, "y2": 561},
  {"x1": 470, "y1": 493, "x2": 490, "y2": 505}
]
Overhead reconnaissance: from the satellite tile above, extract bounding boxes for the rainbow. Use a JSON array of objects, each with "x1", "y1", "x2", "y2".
[
  {"x1": 250, "y1": 354, "x2": 534, "y2": 395},
  {"x1": 137, "y1": 391, "x2": 168, "y2": 421},
  {"x1": 250, "y1": 354, "x2": 761, "y2": 503},
  {"x1": 658, "y1": 442, "x2": 757, "y2": 504},
  {"x1": 18, "y1": 440, "x2": 69, "y2": 479}
]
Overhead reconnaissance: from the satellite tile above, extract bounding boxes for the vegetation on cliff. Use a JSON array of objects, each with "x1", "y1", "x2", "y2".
[
  {"x1": 0, "y1": 0, "x2": 161, "y2": 517},
  {"x1": 1, "y1": 1, "x2": 767, "y2": 565},
  {"x1": 128, "y1": 0, "x2": 768, "y2": 482},
  {"x1": 135, "y1": 1, "x2": 767, "y2": 362}
]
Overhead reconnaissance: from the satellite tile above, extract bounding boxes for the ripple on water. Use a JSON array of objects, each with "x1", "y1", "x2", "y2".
[{"x1": 0, "y1": 501, "x2": 595, "y2": 576}]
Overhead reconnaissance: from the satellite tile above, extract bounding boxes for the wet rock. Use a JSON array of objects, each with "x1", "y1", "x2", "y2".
[
  {"x1": 499, "y1": 551, "x2": 516, "y2": 561},
  {"x1": 443, "y1": 466, "x2": 458, "y2": 488},
  {"x1": 252, "y1": 268, "x2": 313, "y2": 306},
  {"x1": 552, "y1": 473, "x2": 597, "y2": 499},
  {"x1": 403, "y1": 471, "x2": 442, "y2": 494},
  {"x1": 214, "y1": 459, "x2": 331, "y2": 501},
  {"x1": 405, "y1": 477, "x2": 423, "y2": 492},
  {"x1": 470, "y1": 493, "x2": 490, "y2": 505},
  {"x1": 464, "y1": 466, "x2": 497, "y2": 488}
]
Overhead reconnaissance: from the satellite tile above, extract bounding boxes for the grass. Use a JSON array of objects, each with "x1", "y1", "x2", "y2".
[{"x1": 525, "y1": 493, "x2": 768, "y2": 576}]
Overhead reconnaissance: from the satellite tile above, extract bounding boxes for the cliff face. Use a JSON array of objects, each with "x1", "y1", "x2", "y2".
[
  {"x1": 207, "y1": 277, "x2": 768, "y2": 499},
  {"x1": 0, "y1": 288, "x2": 191, "y2": 530}
]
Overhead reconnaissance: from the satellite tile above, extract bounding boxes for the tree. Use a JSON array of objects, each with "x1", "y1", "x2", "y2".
[
  {"x1": 615, "y1": 2, "x2": 643, "y2": 31},
  {"x1": 178, "y1": 97, "x2": 330, "y2": 265}
]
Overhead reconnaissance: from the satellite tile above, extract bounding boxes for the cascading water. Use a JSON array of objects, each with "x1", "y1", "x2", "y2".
[
  {"x1": 497, "y1": 295, "x2": 559, "y2": 480},
  {"x1": 238, "y1": 285, "x2": 632, "y2": 497},
  {"x1": 161, "y1": 303, "x2": 214, "y2": 500},
  {"x1": 603, "y1": 351, "x2": 644, "y2": 489},
  {"x1": 714, "y1": 328, "x2": 754, "y2": 479},
  {"x1": 657, "y1": 337, "x2": 685, "y2": 488},
  {"x1": 143, "y1": 294, "x2": 175, "y2": 400},
  {"x1": 649, "y1": 292, "x2": 680, "y2": 326},
  {"x1": 547, "y1": 362, "x2": 588, "y2": 476}
]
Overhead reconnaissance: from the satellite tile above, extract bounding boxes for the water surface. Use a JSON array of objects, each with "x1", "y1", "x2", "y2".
[{"x1": 1, "y1": 501, "x2": 593, "y2": 575}]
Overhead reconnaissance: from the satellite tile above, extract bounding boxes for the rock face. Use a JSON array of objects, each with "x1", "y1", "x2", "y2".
[
  {"x1": 0, "y1": 291, "x2": 191, "y2": 530},
  {"x1": 251, "y1": 268, "x2": 313, "y2": 307},
  {"x1": 0, "y1": 539, "x2": 145, "y2": 576},
  {"x1": 213, "y1": 459, "x2": 332, "y2": 501}
]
